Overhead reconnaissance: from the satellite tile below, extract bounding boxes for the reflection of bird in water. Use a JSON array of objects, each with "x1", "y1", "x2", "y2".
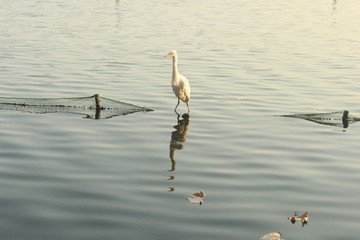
[
  {"x1": 167, "y1": 114, "x2": 190, "y2": 192},
  {"x1": 163, "y1": 50, "x2": 191, "y2": 113},
  {"x1": 169, "y1": 114, "x2": 190, "y2": 172}
]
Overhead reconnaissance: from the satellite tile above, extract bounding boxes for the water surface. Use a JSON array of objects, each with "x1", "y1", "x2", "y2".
[{"x1": 1, "y1": 0, "x2": 360, "y2": 239}]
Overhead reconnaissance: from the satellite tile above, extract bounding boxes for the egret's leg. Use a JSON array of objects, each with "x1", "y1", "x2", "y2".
[
  {"x1": 174, "y1": 98, "x2": 180, "y2": 112},
  {"x1": 186, "y1": 102, "x2": 190, "y2": 113}
]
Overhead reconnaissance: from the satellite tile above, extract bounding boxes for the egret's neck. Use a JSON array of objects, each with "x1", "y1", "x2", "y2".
[{"x1": 172, "y1": 56, "x2": 179, "y2": 80}]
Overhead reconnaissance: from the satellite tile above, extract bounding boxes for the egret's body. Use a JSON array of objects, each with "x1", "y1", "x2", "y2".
[{"x1": 164, "y1": 50, "x2": 191, "y2": 113}]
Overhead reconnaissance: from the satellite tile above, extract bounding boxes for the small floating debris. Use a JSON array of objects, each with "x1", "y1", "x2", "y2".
[
  {"x1": 260, "y1": 232, "x2": 283, "y2": 240},
  {"x1": 278, "y1": 110, "x2": 360, "y2": 128},
  {"x1": 0, "y1": 94, "x2": 152, "y2": 119},
  {"x1": 288, "y1": 211, "x2": 308, "y2": 227},
  {"x1": 185, "y1": 190, "x2": 206, "y2": 205},
  {"x1": 192, "y1": 190, "x2": 206, "y2": 198}
]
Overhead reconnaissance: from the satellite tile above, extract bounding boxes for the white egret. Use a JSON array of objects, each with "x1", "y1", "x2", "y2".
[{"x1": 164, "y1": 50, "x2": 191, "y2": 113}]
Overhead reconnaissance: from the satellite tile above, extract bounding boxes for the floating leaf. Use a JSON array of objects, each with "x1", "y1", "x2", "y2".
[
  {"x1": 300, "y1": 211, "x2": 309, "y2": 227},
  {"x1": 288, "y1": 211, "x2": 309, "y2": 227},
  {"x1": 193, "y1": 190, "x2": 206, "y2": 198},
  {"x1": 186, "y1": 190, "x2": 206, "y2": 205}
]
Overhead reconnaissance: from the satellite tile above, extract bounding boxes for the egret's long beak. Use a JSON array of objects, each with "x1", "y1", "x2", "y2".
[{"x1": 163, "y1": 54, "x2": 169, "y2": 58}]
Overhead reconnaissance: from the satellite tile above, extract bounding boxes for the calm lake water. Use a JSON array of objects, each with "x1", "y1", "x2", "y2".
[{"x1": 1, "y1": 0, "x2": 360, "y2": 239}]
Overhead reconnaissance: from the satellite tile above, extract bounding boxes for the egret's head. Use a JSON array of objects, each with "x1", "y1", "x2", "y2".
[{"x1": 163, "y1": 50, "x2": 177, "y2": 58}]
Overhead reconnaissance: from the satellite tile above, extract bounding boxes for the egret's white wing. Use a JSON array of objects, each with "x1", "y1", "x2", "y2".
[{"x1": 178, "y1": 74, "x2": 191, "y2": 102}]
